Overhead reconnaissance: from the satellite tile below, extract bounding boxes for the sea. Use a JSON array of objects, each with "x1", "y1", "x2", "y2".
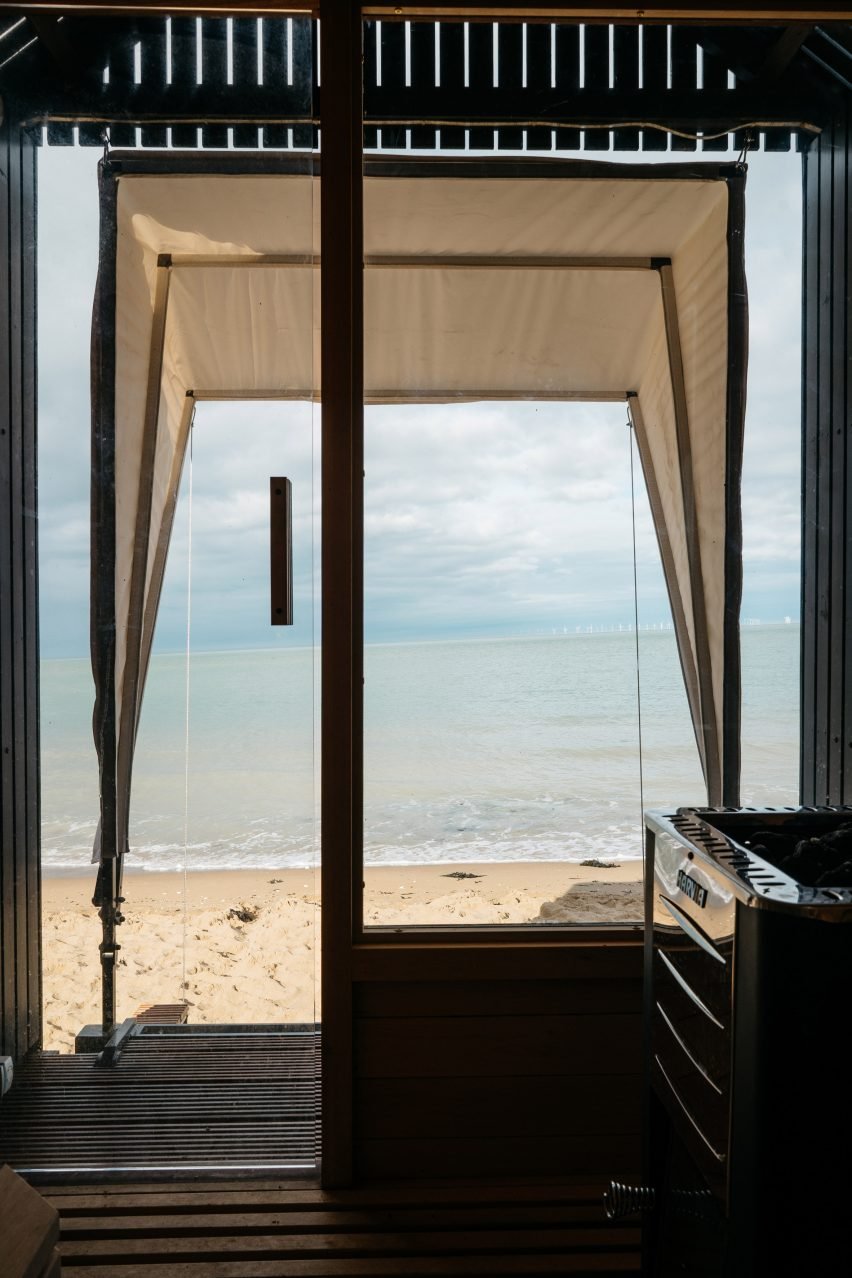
[{"x1": 40, "y1": 624, "x2": 800, "y2": 875}]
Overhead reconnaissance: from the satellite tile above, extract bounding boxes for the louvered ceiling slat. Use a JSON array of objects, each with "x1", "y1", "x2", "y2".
[
  {"x1": 410, "y1": 22, "x2": 439, "y2": 150},
  {"x1": 495, "y1": 23, "x2": 524, "y2": 150},
  {"x1": 612, "y1": 26, "x2": 640, "y2": 150},
  {"x1": 2, "y1": 15, "x2": 846, "y2": 152}
]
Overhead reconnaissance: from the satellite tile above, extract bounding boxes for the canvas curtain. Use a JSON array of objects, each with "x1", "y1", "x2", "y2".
[{"x1": 91, "y1": 156, "x2": 747, "y2": 870}]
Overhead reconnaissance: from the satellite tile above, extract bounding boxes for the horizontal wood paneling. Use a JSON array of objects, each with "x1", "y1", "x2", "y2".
[
  {"x1": 355, "y1": 1074, "x2": 641, "y2": 1139},
  {"x1": 353, "y1": 961, "x2": 643, "y2": 1183},
  {"x1": 357, "y1": 1135, "x2": 640, "y2": 1182},
  {"x1": 355, "y1": 1013, "x2": 642, "y2": 1079},
  {"x1": 355, "y1": 978, "x2": 641, "y2": 1017},
  {"x1": 352, "y1": 941, "x2": 643, "y2": 982}
]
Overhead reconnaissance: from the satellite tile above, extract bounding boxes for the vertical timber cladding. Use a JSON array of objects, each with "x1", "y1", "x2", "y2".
[
  {"x1": 0, "y1": 114, "x2": 40, "y2": 1061},
  {"x1": 801, "y1": 102, "x2": 852, "y2": 805}
]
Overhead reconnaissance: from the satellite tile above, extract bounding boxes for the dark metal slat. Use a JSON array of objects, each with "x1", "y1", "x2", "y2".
[
  {"x1": 108, "y1": 123, "x2": 138, "y2": 148},
  {"x1": 363, "y1": 20, "x2": 379, "y2": 150},
  {"x1": 77, "y1": 123, "x2": 106, "y2": 146},
  {"x1": 496, "y1": 24, "x2": 523, "y2": 151},
  {"x1": 199, "y1": 18, "x2": 228, "y2": 149},
  {"x1": 814, "y1": 118, "x2": 835, "y2": 804},
  {"x1": 45, "y1": 121, "x2": 75, "y2": 146},
  {"x1": 138, "y1": 21, "x2": 168, "y2": 149},
  {"x1": 669, "y1": 28, "x2": 699, "y2": 151},
  {"x1": 763, "y1": 128, "x2": 793, "y2": 152},
  {"x1": 0, "y1": 121, "x2": 39, "y2": 1062},
  {"x1": 612, "y1": 26, "x2": 640, "y2": 151},
  {"x1": 289, "y1": 18, "x2": 316, "y2": 150},
  {"x1": 581, "y1": 24, "x2": 610, "y2": 152},
  {"x1": 169, "y1": 16, "x2": 198, "y2": 148},
  {"x1": 640, "y1": 25, "x2": 668, "y2": 151},
  {"x1": 525, "y1": 23, "x2": 552, "y2": 151},
  {"x1": 19, "y1": 128, "x2": 39, "y2": 1057},
  {"x1": 410, "y1": 22, "x2": 437, "y2": 150},
  {"x1": 378, "y1": 20, "x2": 406, "y2": 150},
  {"x1": 699, "y1": 34, "x2": 732, "y2": 152},
  {"x1": 436, "y1": 23, "x2": 465, "y2": 150},
  {"x1": 830, "y1": 117, "x2": 848, "y2": 800},
  {"x1": 552, "y1": 25, "x2": 580, "y2": 151},
  {"x1": 467, "y1": 22, "x2": 494, "y2": 151},
  {"x1": 260, "y1": 16, "x2": 289, "y2": 149},
  {"x1": 232, "y1": 17, "x2": 260, "y2": 148}
]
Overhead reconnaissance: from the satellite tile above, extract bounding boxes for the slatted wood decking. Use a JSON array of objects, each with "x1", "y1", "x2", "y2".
[
  {"x1": 43, "y1": 1179, "x2": 642, "y2": 1276},
  {"x1": 0, "y1": 1027, "x2": 320, "y2": 1176}
]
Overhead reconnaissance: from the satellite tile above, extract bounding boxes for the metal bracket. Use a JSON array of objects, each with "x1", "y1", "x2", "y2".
[{"x1": 96, "y1": 1018, "x2": 138, "y2": 1069}]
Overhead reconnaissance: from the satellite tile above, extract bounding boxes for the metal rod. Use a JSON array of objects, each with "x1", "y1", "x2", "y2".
[
  {"x1": 101, "y1": 258, "x2": 172, "y2": 1038},
  {"x1": 167, "y1": 252, "x2": 657, "y2": 271},
  {"x1": 191, "y1": 388, "x2": 628, "y2": 402}
]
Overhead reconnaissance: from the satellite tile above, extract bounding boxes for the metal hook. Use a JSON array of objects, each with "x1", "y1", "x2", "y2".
[{"x1": 736, "y1": 129, "x2": 754, "y2": 169}]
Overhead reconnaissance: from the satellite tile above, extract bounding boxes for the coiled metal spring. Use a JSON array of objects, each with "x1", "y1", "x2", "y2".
[{"x1": 604, "y1": 1181, "x2": 656, "y2": 1219}]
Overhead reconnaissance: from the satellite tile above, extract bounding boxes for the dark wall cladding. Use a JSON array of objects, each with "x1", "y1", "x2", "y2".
[
  {"x1": 2, "y1": 15, "x2": 824, "y2": 153},
  {"x1": 0, "y1": 116, "x2": 40, "y2": 1062},
  {"x1": 801, "y1": 104, "x2": 852, "y2": 806}
]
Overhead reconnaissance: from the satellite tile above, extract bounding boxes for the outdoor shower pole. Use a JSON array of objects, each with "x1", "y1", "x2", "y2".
[{"x1": 94, "y1": 856, "x2": 124, "y2": 1038}]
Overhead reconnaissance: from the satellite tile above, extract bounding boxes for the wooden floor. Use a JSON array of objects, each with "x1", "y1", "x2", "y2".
[{"x1": 41, "y1": 1179, "x2": 642, "y2": 1276}]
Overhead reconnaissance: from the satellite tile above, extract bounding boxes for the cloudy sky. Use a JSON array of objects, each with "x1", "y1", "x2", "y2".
[{"x1": 37, "y1": 142, "x2": 801, "y2": 658}]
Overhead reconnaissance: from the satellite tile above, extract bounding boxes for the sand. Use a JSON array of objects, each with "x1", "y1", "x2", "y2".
[{"x1": 41, "y1": 860, "x2": 643, "y2": 1055}]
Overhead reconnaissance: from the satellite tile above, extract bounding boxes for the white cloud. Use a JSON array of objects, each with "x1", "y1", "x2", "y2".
[{"x1": 36, "y1": 144, "x2": 802, "y2": 656}]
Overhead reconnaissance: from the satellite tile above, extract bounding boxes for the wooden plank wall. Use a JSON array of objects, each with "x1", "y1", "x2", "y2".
[
  {"x1": 351, "y1": 945, "x2": 643, "y2": 1182},
  {"x1": 801, "y1": 104, "x2": 852, "y2": 805},
  {"x1": 0, "y1": 115, "x2": 40, "y2": 1062}
]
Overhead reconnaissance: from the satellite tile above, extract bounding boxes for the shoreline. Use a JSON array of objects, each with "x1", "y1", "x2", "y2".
[
  {"x1": 41, "y1": 855, "x2": 643, "y2": 879},
  {"x1": 42, "y1": 860, "x2": 643, "y2": 1055}
]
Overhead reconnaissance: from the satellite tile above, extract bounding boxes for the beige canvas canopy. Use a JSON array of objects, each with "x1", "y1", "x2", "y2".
[{"x1": 91, "y1": 154, "x2": 747, "y2": 876}]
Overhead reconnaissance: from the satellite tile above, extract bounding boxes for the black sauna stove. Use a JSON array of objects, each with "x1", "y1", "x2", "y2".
[{"x1": 643, "y1": 806, "x2": 852, "y2": 1277}]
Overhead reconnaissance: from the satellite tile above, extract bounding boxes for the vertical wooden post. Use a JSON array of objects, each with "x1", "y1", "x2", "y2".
[
  {"x1": 320, "y1": 0, "x2": 363, "y2": 1186},
  {"x1": 0, "y1": 112, "x2": 40, "y2": 1062},
  {"x1": 801, "y1": 106, "x2": 852, "y2": 805}
]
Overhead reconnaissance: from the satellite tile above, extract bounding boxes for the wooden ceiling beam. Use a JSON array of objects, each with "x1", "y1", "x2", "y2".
[
  {"x1": 693, "y1": 23, "x2": 815, "y2": 84},
  {"x1": 2, "y1": 3, "x2": 852, "y2": 21}
]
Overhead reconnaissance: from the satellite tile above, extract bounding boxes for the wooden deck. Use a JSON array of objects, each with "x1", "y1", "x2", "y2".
[
  {"x1": 0, "y1": 1027, "x2": 320, "y2": 1176},
  {"x1": 43, "y1": 1178, "x2": 642, "y2": 1276}
]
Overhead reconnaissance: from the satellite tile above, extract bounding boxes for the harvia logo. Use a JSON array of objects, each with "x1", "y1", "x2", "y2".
[{"x1": 677, "y1": 868, "x2": 708, "y2": 909}]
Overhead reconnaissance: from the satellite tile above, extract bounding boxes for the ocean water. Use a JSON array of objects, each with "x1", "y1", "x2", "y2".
[{"x1": 40, "y1": 624, "x2": 800, "y2": 874}]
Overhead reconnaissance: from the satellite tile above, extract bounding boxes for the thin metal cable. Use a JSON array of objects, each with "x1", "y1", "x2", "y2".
[
  {"x1": 181, "y1": 415, "x2": 195, "y2": 1002},
  {"x1": 627, "y1": 406, "x2": 646, "y2": 868}
]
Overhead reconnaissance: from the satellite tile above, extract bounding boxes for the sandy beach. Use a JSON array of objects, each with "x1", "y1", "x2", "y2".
[{"x1": 41, "y1": 860, "x2": 642, "y2": 1054}]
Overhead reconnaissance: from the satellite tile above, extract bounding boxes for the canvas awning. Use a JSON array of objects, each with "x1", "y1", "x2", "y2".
[{"x1": 92, "y1": 155, "x2": 747, "y2": 881}]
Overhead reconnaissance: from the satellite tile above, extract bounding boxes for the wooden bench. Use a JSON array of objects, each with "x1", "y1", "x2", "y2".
[{"x1": 0, "y1": 1164, "x2": 61, "y2": 1277}]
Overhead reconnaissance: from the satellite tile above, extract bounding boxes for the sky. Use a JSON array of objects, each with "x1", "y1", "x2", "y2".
[{"x1": 36, "y1": 140, "x2": 802, "y2": 659}]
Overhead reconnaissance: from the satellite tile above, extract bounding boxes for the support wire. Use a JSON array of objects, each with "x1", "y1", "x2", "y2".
[
  {"x1": 627, "y1": 404, "x2": 646, "y2": 867},
  {"x1": 181, "y1": 414, "x2": 195, "y2": 1002}
]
